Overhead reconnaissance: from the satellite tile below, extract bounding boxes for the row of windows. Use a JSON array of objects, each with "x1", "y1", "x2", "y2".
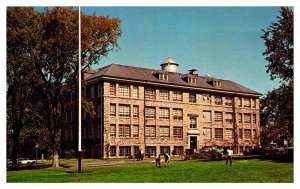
[
  {"x1": 109, "y1": 104, "x2": 257, "y2": 125},
  {"x1": 109, "y1": 124, "x2": 183, "y2": 139},
  {"x1": 108, "y1": 83, "x2": 257, "y2": 108},
  {"x1": 204, "y1": 128, "x2": 257, "y2": 140},
  {"x1": 110, "y1": 146, "x2": 184, "y2": 157}
]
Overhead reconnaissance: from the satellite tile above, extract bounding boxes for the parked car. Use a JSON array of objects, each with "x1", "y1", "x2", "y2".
[{"x1": 18, "y1": 158, "x2": 36, "y2": 165}]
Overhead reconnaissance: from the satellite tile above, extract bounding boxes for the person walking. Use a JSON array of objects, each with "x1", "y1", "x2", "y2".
[
  {"x1": 155, "y1": 154, "x2": 161, "y2": 168},
  {"x1": 224, "y1": 147, "x2": 233, "y2": 166},
  {"x1": 164, "y1": 153, "x2": 170, "y2": 166},
  {"x1": 137, "y1": 150, "x2": 142, "y2": 161}
]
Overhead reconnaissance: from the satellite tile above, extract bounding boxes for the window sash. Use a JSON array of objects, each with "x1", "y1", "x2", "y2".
[
  {"x1": 253, "y1": 114, "x2": 256, "y2": 123},
  {"x1": 110, "y1": 146, "x2": 116, "y2": 156},
  {"x1": 202, "y1": 94, "x2": 211, "y2": 104},
  {"x1": 119, "y1": 125, "x2": 130, "y2": 138},
  {"x1": 203, "y1": 128, "x2": 212, "y2": 139},
  {"x1": 119, "y1": 146, "x2": 131, "y2": 156},
  {"x1": 225, "y1": 129, "x2": 233, "y2": 139},
  {"x1": 118, "y1": 84, "x2": 130, "y2": 97},
  {"x1": 214, "y1": 96, "x2": 222, "y2": 106},
  {"x1": 146, "y1": 146, "x2": 156, "y2": 157},
  {"x1": 203, "y1": 111, "x2": 211, "y2": 123},
  {"x1": 244, "y1": 129, "x2": 252, "y2": 139},
  {"x1": 225, "y1": 113, "x2": 233, "y2": 123},
  {"x1": 159, "y1": 108, "x2": 170, "y2": 119},
  {"x1": 159, "y1": 126, "x2": 170, "y2": 138},
  {"x1": 173, "y1": 109, "x2": 183, "y2": 120},
  {"x1": 110, "y1": 124, "x2": 116, "y2": 137},
  {"x1": 244, "y1": 114, "x2": 251, "y2": 123},
  {"x1": 244, "y1": 98, "x2": 251, "y2": 107},
  {"x1": 132, "y1": 86, "x2": 139, "y2": 98},
  {"x1": 215, "y1": 128, "x2": 223, "y2": 140},
  {"x1": 173, "y1": 127, "x2": 183, "y2": 138},
  {"x1": 214, "y1": 112, "x2": 222, "y2": 122},
  {"x1": 145, "y1": 88, "x2": 155, "y2": 100},
  {"x1": 133, "y1": 106, "x2": 139, "y2": 118},
  {"x1": 189, "y1": 118, "x2": 197, "y2": 128},
  {"x1": 145, "y1": 126, "x2": 156, "y2": 137},
  {"x1": 159, "y1": 89, "x2": 169, "y2": 100},
  {"x1": 132, "y1": 125, "x2": 139, "y2": 137},
  {"x1": 174, "y1": 146, "x2": 184, "y2": 155},
  {"x1": 173, "y1": 91, "x2": 183, "y2": 101},
  {"x1": 119, "y1": 105, "x2": 130, "y2": 117},
  {"x1": 145, "y1": 107, "x2": 156, "y2": 119},
  {"x1": 110, "y1": 83, "x2": 116, "y2": 96},
  {"x1": 224, "y1": 97, "x2": 233, "y2": 106},
  {"x1": 189, "y1": 93, "x2": 196, "y2": 103}
]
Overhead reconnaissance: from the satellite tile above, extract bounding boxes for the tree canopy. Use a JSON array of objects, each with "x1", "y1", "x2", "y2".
[
  {"x1": 7, "y1": 7, "x2": 121, "y2": 167},
  {"x1": 260, "y1": 7, "x2": 293, "y2": 147}
]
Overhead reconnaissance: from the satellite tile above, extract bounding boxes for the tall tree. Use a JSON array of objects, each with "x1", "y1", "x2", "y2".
[
  {"x1": 260, "y1": 7, "x2": 293, "y2": 147},
  {"x1": 7, "y1": 7, "x2": 43, "y2": 168}
]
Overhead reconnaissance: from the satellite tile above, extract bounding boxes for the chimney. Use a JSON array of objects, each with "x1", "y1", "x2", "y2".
[
  {"x1": 161, "y1": 57, "x2": 178, "y2": 72},
  {"x1": 188, "y1": 68, "x2": 198, "y2": 75}
]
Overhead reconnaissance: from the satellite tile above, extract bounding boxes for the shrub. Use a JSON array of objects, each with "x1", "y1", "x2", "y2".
[{"x1": 64, "y1": 150, "x2": 75, "y2": 158}]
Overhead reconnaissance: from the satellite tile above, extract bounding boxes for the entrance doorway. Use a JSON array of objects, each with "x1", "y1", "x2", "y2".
[{"x1": 190, "y1": 136, "x2": 197, "y2": 153}]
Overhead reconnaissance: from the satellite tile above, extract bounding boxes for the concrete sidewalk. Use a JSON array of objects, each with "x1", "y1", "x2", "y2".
[{"x1": 62, "y1": 156, "x2": 183, "y2": 168}]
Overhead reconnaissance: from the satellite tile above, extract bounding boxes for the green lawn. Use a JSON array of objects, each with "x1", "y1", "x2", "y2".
[{"x1": 7, "y1": 159, "x2": 293, "y2": 183}]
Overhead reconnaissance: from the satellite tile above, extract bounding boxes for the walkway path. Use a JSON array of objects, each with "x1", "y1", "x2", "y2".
[{"x1": 62, "y1": 156, "x2": 183, "y2": 168}]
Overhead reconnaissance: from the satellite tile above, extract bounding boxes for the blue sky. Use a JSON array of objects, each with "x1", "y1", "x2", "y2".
[{"x1": 82, "y1": 7, "x2": 283, "y2": 95}]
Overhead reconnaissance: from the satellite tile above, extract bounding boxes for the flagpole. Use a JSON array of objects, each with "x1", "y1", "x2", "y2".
[{"x1": 78, "y1": 6, "x2": 82, "y2": 173}]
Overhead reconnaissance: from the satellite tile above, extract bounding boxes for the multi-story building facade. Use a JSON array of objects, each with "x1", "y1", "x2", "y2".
[{"x1": 63, "y1": 58, "x2": 261, "y2": 158}]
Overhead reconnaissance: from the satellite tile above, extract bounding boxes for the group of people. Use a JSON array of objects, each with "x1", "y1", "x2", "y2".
[{"x1": 155, "y1": 153, "x2": 170, "y2": 168}]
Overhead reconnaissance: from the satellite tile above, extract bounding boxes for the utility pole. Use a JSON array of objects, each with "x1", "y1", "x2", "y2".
[{"x1": 78, "y1": 7, "x2": 82, "y2": 173}]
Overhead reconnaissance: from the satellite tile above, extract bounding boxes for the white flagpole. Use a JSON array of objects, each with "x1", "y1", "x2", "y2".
[{"x1": 78, "y1": 6, "x2": 82, "y2": 173}]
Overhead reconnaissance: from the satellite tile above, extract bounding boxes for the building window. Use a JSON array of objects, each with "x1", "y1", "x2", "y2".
[
  {"x1": 253, "y1": 114, "x2": 256, "y2": 124},
  {"x1": 224, "y1": 96, "x2": 233, "y2": 107},
  {"x1": 189, "y1": 117, "x2": 197, "y2": 128},
  {"x1": 110, "y1": 83, "x2": 116, "y2": 96},
  {"x1": 119, "y1": 104, "x2": 130, "y2": 117},
  {"x1": 173, "y1": 108, "x2": 183, "y2": 120},
  {"x1": 244, "y1": 114, "x2": 251, "y2": 123},
  {"x1": 202, "y1": 94, "x2": 211, "y2": 105},
  {"x1": 145, "y1": 126, "x2": 156, "y2": 138},
  {"x1": 109, "y1": 124, "x2": 116, "y2": 137},
  {"x1": 225, "y1": 112, "x2": 233, "y2": 124},
  {"x1": 159, "y1": 108, "x2": 169, "y2": 120},
  {"x1": 160, "y1": 146, "x2": 170, "y2": 154},
  {"x1": 97, "y1": 83, "x2": 101, "y2": 97},
  {"x1": 238, "y1": 113, "x2": 242, "y2": 123},
  {"x1": 132, "y1": 125, "x2": 139, "y2": 138},
  {"x1": 90, "y1": 86, "x2": 94, "y2": 98},
  {"x1": 110, "y1": 104, "x2": 116, "y2": 117},
  {"x1": 132, "y1": 85, "x2": 139, "y2": 98},
  {"x1": 159, "y1": 73, "x2": 168, "y2": 81},
  {"x1": 173, "y1": 91, "x2": 183, "y2": 102},
  {"x1": 110, "y1": 146, "x2": 116, "y2": 157},
  {"x1": 159, "y1": 126, "x2": 170, "y2": 138},
  {"x1": 214, "y1": 95, "x2": 222, "y2": 106},
  {"x1": 174, "y1": 146, "x2": 184, "y2": 155},
  {"x1": 188, "y1": 77, "x2": 197, "y2": 84},
  {"x1": 145, "y1": 107, "x2": 156, "y2": 119},
  {"x1": 159, "y1": 89, "x2": 169, "y2": 100},
  {"x1": 225, "y1": 129, "x2": 233, "y2": 139},
  {"x1": 119, "y1": 146, "x2": 131, "y2": 157},
  {"x1": 189, "y1": 92, "x2": 196, "y2": 103},
  {"x1": 119, "y1": 124, "x2": 130, "y2": 138},
  {"x1": 215, "y1": 128, "x2": 223, "y2": 140},
  {"x1": 118, "y1": 84, "x2": 130, "y2": 97},
  {"x1": 203, "y1": 111, "x2": 211, "y2": 123},
  {"x1": 145, "y1": 87, "x2": 156, "y2": 100},
  {"x1": 253, "y1": 129, "x2": 257, "y2": 139},
  {"x1": 146, "y1": 146, "x2": 156, "y2": 157},
  {"x1": 203, "y1": 128, "x2": 212, "y2": 139},
  {"x1": 173, "y1": 127, "x2": 183, "y2": 138},
  {"x1": 243, "y1": 98, "x2": 250, "y2": 108},
  {"x1": 238, "y1": 97, "x2": 242, "y2": 107},
  {"x1": 214, "y1": 112, "x2": 222, "y2": 122},
  {"x1": 244, "y1": 129, "x2": 252, "y2": 140},
  {"x1": 239, "y1": 129, "x2": 243, "y2": 139},
  {"x1": 132, "y1": 105, "x2": 139, "y2": 118},
  {"x1": 252, "y1": 99, "x2": 256, "y2": 108}
]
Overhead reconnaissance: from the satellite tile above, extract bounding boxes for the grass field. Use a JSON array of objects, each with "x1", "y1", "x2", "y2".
[{"x1": 7, "y1": 159, "x2": 293, "y2": 183}]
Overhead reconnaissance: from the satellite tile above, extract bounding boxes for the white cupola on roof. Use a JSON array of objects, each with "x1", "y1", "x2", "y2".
[{"x1": 160, "y1": 57, "x2": 179, "y2": 73}]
